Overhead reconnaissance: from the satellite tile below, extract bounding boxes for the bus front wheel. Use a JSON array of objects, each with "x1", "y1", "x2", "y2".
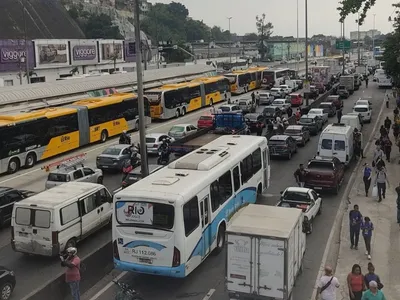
[
  {"x1": 100, "y1": 130, "x2": 108, "y2": 143},
  {"x1": 213, "y1": 224, "x2": 226, "y2": 255},
  {"x1": 25, "y1": 153, "x2": 37, "y2": 168},
  {"x1": 181, "y1": 107, "x2": 186, "y2": 116},
  {"x1": 175, "y1": 109, "x2": 180, "y2": 118},
  {"x1": 7, "y1": 158, "x2": 20, "y2": 174}
]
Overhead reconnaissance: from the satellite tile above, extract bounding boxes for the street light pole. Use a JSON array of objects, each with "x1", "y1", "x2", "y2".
[
  {"x1": 372, "y1": 14, "x2": 376, "y2": 58},
  {"x1": 134, "y1": 0, "x2": 149, "y2": 177},
  {"x1": 305, "y1": 0, "x2": 309, "y2": 106},
  {"x1": 342, "y1": 20, "x2": 346, "y2": 75},
  {"x1": 228, "y1": 17, "x2": 232, "y2": 66},
  {"x1": 296, "y1": 0, "x2": 299, "y2": 71},
  {"x1": 357, "y1": 12, "x2": 361, "y2": 66}
]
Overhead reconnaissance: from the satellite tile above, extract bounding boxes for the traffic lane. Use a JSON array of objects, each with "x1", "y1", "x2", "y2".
[{"x1": 90, "y1": 84, "x2": 386, "y2": 300}]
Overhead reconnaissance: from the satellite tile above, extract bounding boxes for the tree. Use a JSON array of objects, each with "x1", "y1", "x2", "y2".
[
  {"x1": 256, "y1": 14, "x2": 274, "y2": 60},
  {"x1": 337, "y1": 0, "x2": 376, "y2": 24},
  {"x1": 243, "y1": 33, "x2": 258, "y2": 41},
  {"x1": 382, "y1": 32, "x2": 400, "y2": 86}
]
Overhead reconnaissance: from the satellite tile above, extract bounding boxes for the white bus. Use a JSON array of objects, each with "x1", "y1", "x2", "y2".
[
  {"x1": 261, "y1": 68, "x2": 290, "y2": 88},
  {"x1": 112, "y1": 135, "x2": 270, "y2": 278}
]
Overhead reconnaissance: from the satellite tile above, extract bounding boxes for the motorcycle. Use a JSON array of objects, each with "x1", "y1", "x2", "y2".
[
  {"x1": 122, "y1": 155, "x2": 141, "y2": 174},
  {"x1": 157, "y1": 139, "x2": 171, "y2": 165}
]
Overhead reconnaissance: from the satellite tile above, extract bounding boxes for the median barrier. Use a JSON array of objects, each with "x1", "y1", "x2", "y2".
[{"x1": 24, "y1": 242, "x2": 113, "y2": 300}]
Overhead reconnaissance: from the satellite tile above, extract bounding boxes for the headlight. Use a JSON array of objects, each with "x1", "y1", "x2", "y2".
[{"x1": 9, "y1": 271, "x2": 14, "y2": 276}]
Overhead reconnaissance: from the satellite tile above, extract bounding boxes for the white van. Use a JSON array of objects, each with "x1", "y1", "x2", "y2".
[
  {"x1": 353, "y1": 104, "x2": 372, "y2": 123},
  {"x1": 11, "y1": 182, "x2": 113, "y2": 256},
  {"x1": 340, "y1": 114, "x2": 362, "y2": 132},
  {"x1": 317, "y1": 123, "x2": 354, "y2": 165}
]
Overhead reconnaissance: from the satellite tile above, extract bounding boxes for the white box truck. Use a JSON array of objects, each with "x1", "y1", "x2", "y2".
[{"x1": 226, "y1": 204, "x2": 306, "y2": 300}]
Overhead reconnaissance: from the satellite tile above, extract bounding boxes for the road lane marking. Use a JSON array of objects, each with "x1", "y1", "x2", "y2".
[
  {"x1": 88, "y1": 271, "x2": 128, "y2": 300},
  {"x1": 202, "y1": 289, "x2": 216, "y2": 300}
]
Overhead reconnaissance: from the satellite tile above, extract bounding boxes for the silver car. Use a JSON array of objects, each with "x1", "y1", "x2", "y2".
[
  {"x1": 272, "y1": 99, "x2": 291, "y2": 113},
  {"x1": 259, "y1": 92, "x2": 274, "y2": 105},
  {"x1": 45, "y1": 166, "x2": 103, "y2": 189},
  {"x1": 146, "y1": 133, "x2": 175, "y2": 154},
  {"x1": 168, "y1": 124, "x2": 198, "y2": 140},
  {"x1": 96, "y1": 144, "x2": 139, "y2": 171},
  {"x1": 308, "y1": 108, "x2": 329, "y2": 124}
]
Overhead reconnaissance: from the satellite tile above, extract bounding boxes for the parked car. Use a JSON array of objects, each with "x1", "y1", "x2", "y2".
[
  {"x1": 219, "y1": 104, "x2": 242, "y2": 114},
  {"x1": 272, "y1": 99, "x2": 291, "y2": 113},
  {"x1": 168, "y1": 124, "x2": 198, "y2": 140},
  {"x1": 46, "y1": 165, "x2": 103, "y2": 189},
  {"x1": 298, "y1": 115, "x2": 323, "y2": 135},
  {"x1": 0, "y1": 188, "x2": 35, "y2": 227},
  {"x1": 259, "y1": 91, "x2": 274, "y2": 105},
  {"x1": 304, "y1": 156, "x2": 345, "y2": 194},
  {"x1": 96, "y1": 145, "x2": 139, "y2": 171},
  {"x1": 269, "y1": 135, "x2": 297, "y2": 159},
  {"x1": 289, "y1": 93, "x2": 303, "y2": 107},
  {"x1": 284, "y1": 125, "x2": 311, "y2": 146},
  {"x1": 145, "y1": 133, "x2": 175, "y2": 154},
  {"x1": 197, "y1": 114, "x2": 215, "y2": 129},
  {"x1": 325, "y1": 95, "x2": 343, "y2": 109},
  {"x1": 244, "y1": 113, "x2": 266, "y2": 133},
  {"x1": 263, "y1": 106, "x2": 282, "y2": 119},
  {"x1": 270, "y1": 87, "x2": 285, "y2": 98},
  {"x1": 122, "y1": 164, "x2": 164, "y2": 189},
  {"x1": 353, "y1": 104, "x2": 372, "y2": 123},
  {"x1": 238, "y1": 98, "x2": 256, "y2": 113},
  {"x1": 337, "y1": 85, "x2": 349, "y2": 99},
  {"x1": 0, "y1": 266, "x2": 16, "y2": 300},
  {"x1": 318, "y1": 102, "x2": 337, "y2": 117},
  {"x1": 277, "y1": 187, "x2": 322, "y2": 233},
  {"x1": 355, "y1": 99, "x2": 372, "y2": 109},
  {"x1": 308, "y1": 108, "x2": 329, "y2": 124}
]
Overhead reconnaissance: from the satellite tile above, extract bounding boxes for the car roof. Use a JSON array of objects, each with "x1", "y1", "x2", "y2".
[
  {"x1": 171, "y1": 123, "x2": 192, "y2": 127},
  {"x1": 49, "y1": 165, "x2": 86, "y2": 174},
  {"x1": 273, "y1": 99, "x2": 285, "y2": 101},
  {"x1": 354, "y1": 104, "x2": 369, "y2": 108},
  {"x1": 270, "y1": 135, "x2": 289, "y2": 140},
  {"x1": 286, "y1": 125, "x2": 303, "y2": 130},
  {"x1": 319, "y1": 102, "x2": 333, "y2": 105},
  {"x1": 289, "y1": 93, "x2": 301, "y2": 96},
  {"x1": 270, "y1": 87, "x2": 281, "y2": 90},
  {"x1": 146, "y1": 133, "x2": 167, "y2": 138},
  {"x1": 105, "y1": 144, "x2": 129, "y2": 150},
  {"x1": 0, "y1": 187, "x2": 12, "y2": 195},
  {"x1": 264, "y1": 105, "x2": 279, "y2": 109},
  {"x1": 309, "y1": 108, "x2": 323, "y2": 112},
  {"x1": 221, "y1": 104, "x2": 238, "y2": 108},
  {"x1": 309, "y1": 156, "x2": 335, "y2": 163},
  {"x1": 284, "y1": 187, "x2": 313, "y2": 194}
]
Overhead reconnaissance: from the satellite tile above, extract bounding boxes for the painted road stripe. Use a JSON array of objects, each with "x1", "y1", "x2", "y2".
[
  {"x1": 202, "y1": 289, "x2": 216, "y2": 300},
  {"x1": 88, "y1": 271, "x2": 127, "y2": 300}
]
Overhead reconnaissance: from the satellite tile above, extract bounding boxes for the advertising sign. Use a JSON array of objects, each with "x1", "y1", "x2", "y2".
[
  {"x1": 34, "y1": 39, "x2": 69, "y2": 68},
  {"x1": 116, "y1": 201, "x2": 153, "y2": 225},
  {"x1": 70, "y1": 40, "x2": 98, "y2": 65},
  {"x1": 0, "y1": 40, "x2": 34, "y2": 72},
  {"x1": 99, "y1": 40, "x2": 123, "y2": 62},
  {"x1": 124, "y1": 40, "x2": 136, "y2": 62}
]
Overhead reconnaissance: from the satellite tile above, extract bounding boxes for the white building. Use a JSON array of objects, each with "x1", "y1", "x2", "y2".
[{"x1": 350, "y1": 29, "x2": 381, "y2": 41}]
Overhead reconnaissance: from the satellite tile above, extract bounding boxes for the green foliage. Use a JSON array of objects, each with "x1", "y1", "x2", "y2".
[
  {"x1": 67, "y1": 5, "x2": 123, "y2": 39},
  {"x1": 243, "y1": 33, "x2": 258, "y2": 41},
  {"x1": 337, "y1": 0, "x2": 376, "y2": 24},
  {"x1": 383, "y1": 13, "x2": 400, "y2": 86},
  {"x1": 256, "y1": 14, "x2": 274, "y2": 60}
]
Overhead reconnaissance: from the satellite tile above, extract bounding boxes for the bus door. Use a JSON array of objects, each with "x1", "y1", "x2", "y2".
[
  {"x1": 262, "y1": 148, "x2": 270, "y2": 190},
  {"x1": 199, "y1": 84, "x2": 206, "y2": 107},
  {"x1": 67, "y1": 105, "x2": 90, "y2": 147},
  {"x1": 199, "y1": 196, "x2": 211, "y2": 259}
]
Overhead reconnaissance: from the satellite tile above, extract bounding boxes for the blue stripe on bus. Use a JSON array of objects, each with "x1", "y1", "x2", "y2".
[
  {"x1": 114, "y1": 258, "x2": 186, "y2": 278},
  {"x1": 122, "y1": 241, "x2": 166, "y2": 251}
]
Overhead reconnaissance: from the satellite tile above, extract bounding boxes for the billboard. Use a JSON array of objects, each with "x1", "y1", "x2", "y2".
[
  {"x1": 70, "y1": 40, "x2": 98, "y2": 65},
  {"x1": 99, "y1": 40, "x2": 123, "y2": 63},
  {"x1": 124, "y1": 40, "x2": 136, "y2": 62},
  {"x1": 34, "y1": 39, "x2": 69, "y2": 68},
  {"x1": 0, "y1": 40, "x2": 34, "y2": 72}
]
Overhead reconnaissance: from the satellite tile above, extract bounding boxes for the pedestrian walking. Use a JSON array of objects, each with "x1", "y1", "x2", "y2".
[
  {"x1": 365, "y1": 77, "x2": 369, "y2": 87},
  {"x1": 347, "y1": 264, "x2": 366, "y2": 300},
  {"x1": 315, "y1": 265, "x2": 340, "y2": 300},
  {"x1": 361, "y1": 217, "x2": 374, "y2": 260},
  {"x1": 337, "y1": 108, "x2": 343, "y2": 123},
  {"x1": 293, "y1": 164, "x2": 306, "y2": 187},
  {"x1": 364, "y1": 263, "x2": 384, "y2": 290},
  {"x1": 361, "y1": 281, "x2": 386, "y2": 300},
  {"x1": 349, "y1": 204, "x2": 363, "y2": 249},
  {"x1": 394, "y1": 107, "x2": 399, "y2": 118},
  {"x1": 384, "y1": 117, "x2": 392, "y2": 135},
  {"x1": 60, "y1": 247, "x2": 81, "y2": 300},
  {"x1": 255, "y1": 91, "x2": 260, "y2": 106},
  {"x1": 374, "y1": 166, "x2": 389, "y2": 202},
  {"x1": 295, "y1": 108, "x2": 301, "y2": 121},
  {"x1": 372, "y1": 145, "x2": 385, "y2": 170},
  {"x1": 382, "y1": 137, "x2": 392, "y2": 162},
  {"x1": 251, "y1": 91, "x2": 255, "y2": 104},
  {"x1": 393, "y1": 123, "x2": 400, "y2": 140},
  {"x1": 287, "y1": 106, "x2": 293, "y2": 118},
  {"x1": 362, "y1": 163, "x2": 372, "y2": 196},
  {"x1": 396, "y1": 183, "x2": 400, "y2": 228},
  {"x1": 379, "y1": 125, "x2": 387, "y2": 138}
]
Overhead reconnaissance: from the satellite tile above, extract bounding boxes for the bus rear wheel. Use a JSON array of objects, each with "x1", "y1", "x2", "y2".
[
  {"x1": 175, "y1": 109, "x2": 180, "y2": 118},
  {"x1": 100, "y1": 130, "x2": 108, "y2": 143},
  {"x1": 181, "y1": 107, "x2": 186, "y2": 116},
  {"x1": 213, "y1": 224, "x2": 226, "y2": 255},
  {"x1": 7, "y1": 158, "x2": 20, "y2": 174},
  {"x1": 25, "y1": 153, "x2": 36, "y2": 168}
]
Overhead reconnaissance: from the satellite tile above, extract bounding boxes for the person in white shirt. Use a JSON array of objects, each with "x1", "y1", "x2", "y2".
[{"x1": 315, "y1": 265, "x2": 340, "y2": 300}]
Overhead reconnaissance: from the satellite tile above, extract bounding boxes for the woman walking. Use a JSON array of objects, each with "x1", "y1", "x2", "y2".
[
  {"x1": 396, "y1": 182, "x2": 400, "y2": 228},
  {"x1": 362, "y1": 163, "x2": 372, "y2": 197},
  {"x1": 347, "y1": 264, "x2": 365, "y2": 300},
  {"x1": 364, "y1": 263, "x2": 383, "y2": 290},
  {"x1": 374, "y1": 166, "x2": 389, "y2": 202},
  {"x1": 361, "y1": 217, "x2": 374, "y2": 260}
]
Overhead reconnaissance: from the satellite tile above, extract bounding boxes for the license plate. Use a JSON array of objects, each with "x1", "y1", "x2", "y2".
[
  {"x1": 19, "y1": 232, "x2": 29, "y2": 237},
  {"x1": 139, "y1": 257, "x2": 153, "y2": 264},
  {"x1": 314, "y1": 187, "x2": 322, "y2": 190}
]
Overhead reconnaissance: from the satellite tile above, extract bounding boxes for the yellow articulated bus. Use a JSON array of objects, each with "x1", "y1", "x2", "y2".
[
  {"x1": 225, "y1": 66, "x2": 268, "y2": 95},
  {"x1": 145, "y1": 75, "x2": 230, "y2": 120},
  {"x1": 0, "y1": 93, "x2": 150, "y2": 174}
]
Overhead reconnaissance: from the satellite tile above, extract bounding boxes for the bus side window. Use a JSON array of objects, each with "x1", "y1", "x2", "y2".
[
  {"x1": 232, "y1": 166, "x2": 241, "y2": 192},
  {"x1": 183, "y1": 196, "x2": 200, "y2": 237}
]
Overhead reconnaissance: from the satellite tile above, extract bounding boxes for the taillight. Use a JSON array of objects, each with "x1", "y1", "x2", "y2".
[
  {"x1": 113, "y1": 240, "x2": 120, "y2": 260},
  {"x1": 172, "y1": 247, "x2": 181, "y2": 267},
  {"x1": 52, "y1": 231, "x2": 59, "y2": 245},
  {"x1": 11, "y1": 226, "x2": 14, "y2": 240}
]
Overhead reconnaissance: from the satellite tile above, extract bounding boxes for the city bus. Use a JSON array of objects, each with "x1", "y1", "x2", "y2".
[
  {"x1": 112, "y1": 135, "x2": 270, "y2": 278},
  {"x1": 261, "y1": 68, "x2": 290, "y2": 89},
  {"x1": 0, "y1": 93, "x2": 150, "y2": 174},
  {"x1": 145, "y1": 76, "x2": 230, "y2": 120},
  {"x1": 224, "y1": 67, "x2": 268, "y2": 95}
]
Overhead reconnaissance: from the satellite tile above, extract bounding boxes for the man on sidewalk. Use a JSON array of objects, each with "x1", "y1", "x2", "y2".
[
  {"x1": 315, "y1": 265, "x2": 340, "y2": 300},
  {"x1": 349, "y1": 204, "x2": 363, "y2": 250}
]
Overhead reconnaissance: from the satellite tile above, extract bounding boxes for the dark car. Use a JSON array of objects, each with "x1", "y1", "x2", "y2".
[
  {"x1": 263, "y1": 106, "x2": 282, "y2": 119},
  {"x1": 298, "y1": 115, "x2": 323, "y2": 135},
  {"x1": 96, "y1": 144, "x2": 138, "y2": 171},
  {"x1": 122, "y1": 164, "x2": 164, "y2": 189},
  {"x1": 269, "y1": 135, "x2": 297, "y2": 160},
  {"x1": 325, "y1": 95, "x2": 343, "y2": 109},
  {"x1": 244, "y1": 113, "x2": 266, "y2": 133},
  {"x1": 284, "y1": 125, "x2": 311, "y2": 146},
  {"x1": 318, "y1": 102, "x2": 337, "y2": 117},
  {"x1": 0, "y1": 188, "x2": 34, "y2": 227},
  {"x1": 337, "y1": 85, "x2": 349, "y2": 99},
  {"x1": 0, "y1": 266, "x2": 16, "y2": 300},
  {"x1": 304, "y1": 156, "x2": 345, "y2": 194}
]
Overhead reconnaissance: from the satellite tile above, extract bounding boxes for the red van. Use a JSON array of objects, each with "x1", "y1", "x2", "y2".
[
  {"x1": 289, "y1": 93, "x2": 303, "y2": 106},
  {"x1": 197, "y1": 114, "x2": 215, "y2": 128}
]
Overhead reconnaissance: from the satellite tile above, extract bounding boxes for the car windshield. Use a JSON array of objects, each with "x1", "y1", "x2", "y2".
[
  {"x1": 269, "y1": 140, "x2": 286, "y2": 145},
  {"x1": 239, "y1": 101, "x2": 248, "y2": 105},
  {"x1": 282, "y1": 191, "x2": 310, "y2": 202},
  {"x1": 146, "y1": 137, "x2": 156, "y2": 143},
  {"x1": 356, "y1": 101, "x2": 368, "y2": 106},
  {"x1": 273, "y1": 101, "x2": 283, "y2": 105},
  {"x1": 299, "y1": 118, "x2": 313, "y2": 124},
  {"x1": 47, "y1": 173, "x2": 68, "y2": 182},
  {"x1": 260, "y1": 93, "x2": 270, "y2": 97},
  {"x1": 245, "y1": 114, "x2": 259, "y2": 121},
  {"x1": 290, "y1": 95, "x2": 299, "y2": 99},
  {"x1": 199, "y1": 116, "x2": 212, "y2": 121},
  {"x1": 309, "y1": 109, "x2": 321, "y2": 114},
  {"x1": 308, "y1": 161, "x2": 334, "y2": 170},
  {"x1": 354, "y1": 107, "x2": 368, "y2": 112},
  {"x1": 169, "y1": 126, "x2": 185, "y2": 132},
  {"x1": 319, "y1": 104, "x2": 331, "y2": 108},
  {"x1": 102, "y1": 147, "x2": 122, "y2": 155},
  {"x1": 264, "y1": 108, "x2": 275, "y2": 113},
  {"x1": 285, "y1": 129, "x2": 301, "y2": 135},
  {"x1": 220, "y1": 106, "x2": 231, "y2": 112},
  {"x1": 115, "y1": 201, "x2": 174, "y2": 230}
]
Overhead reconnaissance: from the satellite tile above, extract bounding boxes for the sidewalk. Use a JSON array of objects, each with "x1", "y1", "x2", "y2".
[{"x1": 335, "y1": 106, "x2": 400, "y2": 299}]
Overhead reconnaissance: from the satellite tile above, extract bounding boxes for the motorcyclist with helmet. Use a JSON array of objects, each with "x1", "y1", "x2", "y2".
[
  {"x1": 119, "y1": 130, "x2": 131, "y2": 144},
  {"x1": 158, "y1": 138, "x2": 171, "y2": 165}
]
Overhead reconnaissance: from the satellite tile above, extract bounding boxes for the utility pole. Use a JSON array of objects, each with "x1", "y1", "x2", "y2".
[
  {"x1": 357, "y1": 12, "x2": 361, "y2": 67},
  {"x1": 305, "y1": 0, "x2": 309, "y2": 106},
  {"x1": 228, "y1": 17, "x2": 232, "y2": 66},
  {"x1": 22, "y1": 0, "x2": 30, "y2": 84},
  {"x1": 296, "y1": 0, "x2": 299, "y2": 71},
  {"x1": 372, "y1": 14, "x2": 376, "y2": 58},
  {"x1": 134, "y1": 0, "x2": 149, "y2": 177},
  {"x1": 342, "y1": 20, "x2": 346, "y2": 75}
]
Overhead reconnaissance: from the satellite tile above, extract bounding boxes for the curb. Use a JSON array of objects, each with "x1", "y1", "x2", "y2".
[{"x1": 309, "y1": 89, "x2": 387, "y2": 300}]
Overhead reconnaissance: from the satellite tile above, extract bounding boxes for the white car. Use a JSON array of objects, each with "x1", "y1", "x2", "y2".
[
  {"x1": 259, "y1": 91, "x2": 274, "y2": 105},
  {"x1": 355, "y1": 99, "x2": 372, "y2": 109},
  {"x1": 353, "y1": 104, "x2": 372, "y2": 123},
  {"x1": 270, "y1": 87, "x2": 285, "y2": 98},
  {"x1": 277, "y1": 187, "x2": 322, "y2": 233},
  {"x1": 272, "y1": 99, "x2": 291, "y2": 113},
  {"x1": 219, "y1": 104, "x2": 242, "y2": 114},
  {"x1": 168, "y1": 124, "x2": 197, "y2": 140},
  {"x1": 308, "y1": 108, "x2": 328, "y2": 124},
  {"x1": 146, "y1": 133, "x2": 175, "y2": 154},
  {"x1": 279, "y1": 84, "x2": 292, "y2": 94}
]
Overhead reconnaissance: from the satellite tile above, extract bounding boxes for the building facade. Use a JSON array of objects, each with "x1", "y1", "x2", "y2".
[{"x1": 350, "y1": 29, "x2": 381, "y2": 41}]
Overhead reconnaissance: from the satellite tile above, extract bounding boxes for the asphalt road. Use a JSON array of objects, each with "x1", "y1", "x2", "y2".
[{"x1": 78, "y1": 83, "x2": 386, "y2": 300}]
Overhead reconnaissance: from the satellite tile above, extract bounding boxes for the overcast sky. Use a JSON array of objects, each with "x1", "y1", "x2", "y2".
[{"x1": 149, "y1": 0, "x2": 394, "y2": 37}]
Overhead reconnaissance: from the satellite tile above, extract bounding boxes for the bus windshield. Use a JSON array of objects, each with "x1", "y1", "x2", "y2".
[
  {"x1": 225, "y1": 75, "x2": 237, "y2": 84},
  {"x1": 115, "y1": 201, "x2": 174, "y2": 230}
]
